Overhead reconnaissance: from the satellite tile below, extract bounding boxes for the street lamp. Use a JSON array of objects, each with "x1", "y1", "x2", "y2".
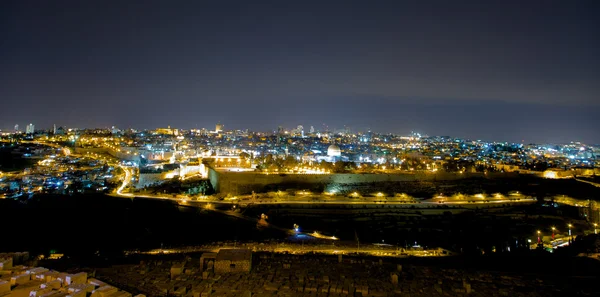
[
  {"x1": 594, "y1": 223, "x2": 598, "y2": 235},
  {"x1": 568, "y1": 224, "x2": 572, "y2": 236},
  {"x1": 551, "y1": 227, "x2": 556, "y2": 240},
  {"x1": 537, "y1": 230, "x2": 541, "y2": 244}
]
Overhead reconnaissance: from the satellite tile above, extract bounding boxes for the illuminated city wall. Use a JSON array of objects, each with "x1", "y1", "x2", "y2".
[
  {"x1": 209, "y1": 169, "x2": 519, "y2": 195},
  {"x1": 137, "y1": 173, "x2": 165, "y2": 188}
]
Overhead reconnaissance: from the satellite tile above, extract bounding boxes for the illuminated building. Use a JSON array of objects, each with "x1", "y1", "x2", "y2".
[
  {"x1": 26, "y1": 123, "x2": 35, "y2": 134},
  {"x1": 155, "y1": 126, "x2": 178, "y2": 136},
  {"x1": 327, "y1": 144, "x2": 341, "y2": 157}
]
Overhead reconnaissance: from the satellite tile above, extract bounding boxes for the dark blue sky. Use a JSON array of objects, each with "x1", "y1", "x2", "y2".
[{"x1": 1, "y1": 1, "x2": 598, "y2": 143}]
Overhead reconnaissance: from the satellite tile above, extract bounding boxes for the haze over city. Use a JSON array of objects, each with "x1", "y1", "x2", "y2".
[{"x1": 1, "y1": 1, "x2": 599, "y2": 143}]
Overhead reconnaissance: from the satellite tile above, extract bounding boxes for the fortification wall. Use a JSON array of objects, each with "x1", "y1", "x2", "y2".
[
  {"x1": 209, "y1": 168, "x2": 519, "y2": 194},
  {"x1": 137, "y1": 173, "x2": 163, "y2": 188}
]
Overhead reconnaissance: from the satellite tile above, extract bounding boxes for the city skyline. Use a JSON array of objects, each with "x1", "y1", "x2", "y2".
[
  {"x1": 2, "y1": 108, "x2": 599, "y2": 145},
  {"x1": 1, "y1": 1, "x2": 599, "y2": 143},
  {"x1": 2, "y1": 120, "x2": 599, "y2": 148}
]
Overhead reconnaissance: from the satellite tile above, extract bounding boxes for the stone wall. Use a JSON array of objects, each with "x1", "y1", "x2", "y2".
[
  {"x1": 137, "y1": 173, "x2": 164, "y2": 189},
  {"x1": 214, "y1": 259, "x2": 252, "y2": 274},
  {"x1": 208, "y1": 168, "x2": 519, "y2": 195}
]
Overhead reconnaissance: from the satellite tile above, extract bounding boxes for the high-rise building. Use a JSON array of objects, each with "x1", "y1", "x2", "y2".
[
  {"x1": 26, "y1": 123, "x2": 35, "y2": 134},
  {"x1": 14, "y1": 124, "x2": 19, "y2": 132},
  {"x1": 53, "y1": 124, "x2": 57, "y2": 135},
  {"x1": 295, "y1": 125, "x2": 304, "y2": 137},
  {"x1": 215, "y1": 123, "x2": 223, "y2": 133},
  {"x1": 310, "y1": 126, "x2": 315, "y2": 134}
]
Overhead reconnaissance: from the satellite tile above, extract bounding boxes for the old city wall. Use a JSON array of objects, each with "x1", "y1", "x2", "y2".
[
  {"x1": 74, "y1": 147, "x2": 140, "y2": 162},
  {"x1": 137, "y1": 173, "x2": 164, "y2": 189},
  {"x1": 209, "y1": 168, "x2": 518, "y2": 195}
]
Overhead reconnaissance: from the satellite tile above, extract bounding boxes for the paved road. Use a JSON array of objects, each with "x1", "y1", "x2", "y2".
[
  {"x1": 133, "y1": 243, "x2": 447, "y2": 257},
  {"x1": 117, "y1": 164, "x2": 134, "y2": 196},
  {"x1": 576, "y1": 178, "x2": 600, "y2": 188}
]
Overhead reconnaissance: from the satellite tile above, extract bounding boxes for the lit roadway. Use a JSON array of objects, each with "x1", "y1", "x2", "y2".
[
  {"x1": 131, "y1": 242, "x2": 447, "y2": 258},
  {"x1": 576, "y1": 178, "x2": 600, "y2": 188},
  {"x1": 116, "y1": 164, "x2": 134, "y2": 196},
  {"x1": 113, "y1": 189, "x2": 535, "y2": 206}
]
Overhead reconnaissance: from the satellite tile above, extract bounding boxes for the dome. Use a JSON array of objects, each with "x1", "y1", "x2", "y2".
[{"x1": 327, "y1": 144, "x2": 341, "y2": 157}]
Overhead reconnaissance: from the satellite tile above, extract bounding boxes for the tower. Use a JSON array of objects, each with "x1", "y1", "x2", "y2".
[
  {"x1": 26, "y1": 123, "x2": 35, "y2": 134},
  {"x1": 14, "y1": 124, "x2": 19, "y2": 132}
]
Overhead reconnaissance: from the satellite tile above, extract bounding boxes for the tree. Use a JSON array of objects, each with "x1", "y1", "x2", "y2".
[
  {"x1": 345, "y1": 162, "x2": 357, "y2": 172},
  {"x1": 319, "y1": 160, "x2": 334, "y2": 172},
  {"x1": 334, "y1": 161, "x2": 346, "y2": 173},
  {"x1": 333, "y1": 161, "x2": 357, "y2": 173},
  {"x1": 283, "y1": 156, "x2": 298, "y2": 169}
]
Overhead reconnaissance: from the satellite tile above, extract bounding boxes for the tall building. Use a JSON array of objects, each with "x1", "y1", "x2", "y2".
[
  {"x1": 14, "y1": 124, "x2": 19, "y2": 132},
  {"x1": 26, "y1": 123, "x2": 35, "y2": 134},
  {"x1": 310, "y1": 126, "x2": 315, "y2": 134},
  {"x1": 53, "y1": 124, "x2": 57, "y2": 135},
  {"x1": 295, "y1": 125, "x2": 304, "y2": 137},
  {"x1": 215, "y1": 123, "x2": 223, "y2": 133}
]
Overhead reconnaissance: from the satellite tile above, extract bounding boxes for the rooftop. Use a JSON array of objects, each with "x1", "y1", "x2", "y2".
[{"x1": 216, "y1": 249, "x2": 252, "y2": 262}]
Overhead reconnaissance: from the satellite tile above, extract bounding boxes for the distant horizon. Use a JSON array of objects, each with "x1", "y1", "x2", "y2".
[{"x1": 2, "y1": 120, "x2": 598, "y2": 146}]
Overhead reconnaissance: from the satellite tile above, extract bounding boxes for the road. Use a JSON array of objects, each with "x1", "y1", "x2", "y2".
[
  {"x1": 112, "y1": 192, "x2": 536, "y2": 209},
  {"x1": 131, "y1": 242, "x2": 448, "y2": 258},
  {"x1": 116, "y1": 164, "x2": 134, "y2": 196},
  {"x1": 576, "y1": 178, "x2": 600, "y2": 188}
]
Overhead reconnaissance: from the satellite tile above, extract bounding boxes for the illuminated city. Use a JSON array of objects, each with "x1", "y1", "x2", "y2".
[
  {"x1": 1, "y1": 122, "x2": 600, "y2": 295},
  {"x1": 1, "y1": 1, "x2": 599, "y2": 296}
]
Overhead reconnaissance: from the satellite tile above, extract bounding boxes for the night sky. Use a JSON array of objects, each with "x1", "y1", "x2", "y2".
[{"x1": 1, "y1": 1, "x2": 598, "y2": 143}]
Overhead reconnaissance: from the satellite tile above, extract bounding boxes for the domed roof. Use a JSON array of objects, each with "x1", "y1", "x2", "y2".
[{"x1": 327, "y1": 144, "x2": 341, "y2": 157}]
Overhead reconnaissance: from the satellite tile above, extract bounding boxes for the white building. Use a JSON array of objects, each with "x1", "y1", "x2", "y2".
[{"x1": 26, "y1": 123, "x2": 35, "y2": 134}]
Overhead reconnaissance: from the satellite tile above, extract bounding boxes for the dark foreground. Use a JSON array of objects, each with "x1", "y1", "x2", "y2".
[
  {"x1": 43, "y1": 252, "x2": 600, "y2": 297},
  {"x1": 2, "y1": 194, "x2": 600, "y2": 295}
]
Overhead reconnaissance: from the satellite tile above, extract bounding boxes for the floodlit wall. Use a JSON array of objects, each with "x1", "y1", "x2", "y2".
[{"x1": 209, "y1": 168, "x2": 519, "y2": 194}]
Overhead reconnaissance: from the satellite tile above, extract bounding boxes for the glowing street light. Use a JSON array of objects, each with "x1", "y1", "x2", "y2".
[
  {"x1": 551, "y1": 227, "x2": 556, "y2": 240},
  {"x1": 594, "y1": 223, "x2": 598, "y2": 235},
  {"x1": 568, "y1": 224, "x2": 572, "y2": 236},
  {"x1": 537, "y1": 230, "x2": 541, "y2": 243}
]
